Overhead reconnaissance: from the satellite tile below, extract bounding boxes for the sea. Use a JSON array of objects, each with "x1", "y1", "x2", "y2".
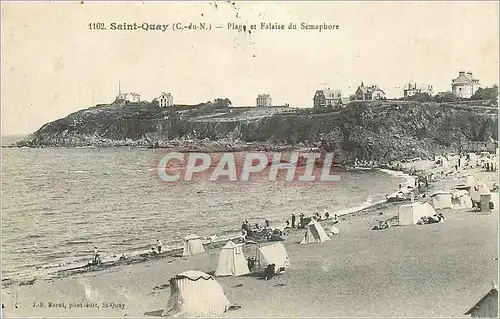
[{"x1": 1, "y1": 141, "x2": 410, "y2": 283}]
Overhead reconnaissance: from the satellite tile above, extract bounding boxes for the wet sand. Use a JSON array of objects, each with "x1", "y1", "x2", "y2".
[{"x1": 2, "y1": 165, "x2": 498, "y2": 318}]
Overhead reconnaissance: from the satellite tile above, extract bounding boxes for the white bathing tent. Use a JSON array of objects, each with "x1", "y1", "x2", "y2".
[
  {"x1": 398, "y1": 202, "x2": 435, "y2": 226},
  {"x1": 464, "y1": 283, "x2": 498, "y2": 318},
  {"x1": 257, "y1": 242, "x2": 290, "y2": 272},
  {"x1": 162, "y1": 270, "x2": 231, "y2": 317},
  {"x1": 470, "y1": 182, "x2": 492, "y2": 211},
  {"x1": 300, "y1": 219, "x2": 331, "y2": 244},
  {"x1": 431, "y1": 191, "x2": 453, "y2": 210},
  {"x1": 215, "y1": 240, "x2": 250, "y2": 277},
  {"x1": 451, "y1": 190, "x2": 473, "y2": 210},
  {"x1": 183, "y1": 234, "x2": 206, "y2": 257}
]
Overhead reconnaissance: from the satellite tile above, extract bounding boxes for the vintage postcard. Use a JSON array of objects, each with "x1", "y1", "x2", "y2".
[{"x1": 1, "y1": 1, "x2": 499, "y2": 318}]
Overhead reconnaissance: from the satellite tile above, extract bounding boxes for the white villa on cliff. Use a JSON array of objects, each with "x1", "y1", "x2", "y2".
[
  {"x1": 158, "y1": 92, "x2": 174, "y2": 107},
  {"x1": 452, "y1": 71, "x2": 480, "y2": 98}
]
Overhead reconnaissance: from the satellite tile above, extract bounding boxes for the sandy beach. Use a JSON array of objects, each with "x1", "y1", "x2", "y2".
[{"x1": 2, "y1": 163, "x2": 498, "y2": 318}]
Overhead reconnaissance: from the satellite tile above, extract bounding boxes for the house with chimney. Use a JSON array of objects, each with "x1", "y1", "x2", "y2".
[
  {"x1": 355, "y1": 82, "x2": 385, "y2": 101},
  {"x1": 256, "y1": 94, "x2": 272, "y2": 107},
  {"x1": 404, "y1": 82, "x2": 434, "y2": 97},
  {"x1": 452, "y1": 71, "x2": 480, "y2": 98},
  {"x1": 313, "y1": 88, "x2": 343, "y2": 108},
  {"x1": 158, "y1": 92, "x2": 174, "y2": 107}
]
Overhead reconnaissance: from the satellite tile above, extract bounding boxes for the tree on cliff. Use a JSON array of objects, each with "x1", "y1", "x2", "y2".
[{"x1": 211, "y1": 98, "x2": 233, "y2": 109}]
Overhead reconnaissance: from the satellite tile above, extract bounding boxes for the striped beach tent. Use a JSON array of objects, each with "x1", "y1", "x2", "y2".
[
  {"x1": 162, "y1": 270, "x2": 231, "y2": 317},
  {"x1": 182, "y1": 234, "x2": 206, "y2": 257}
]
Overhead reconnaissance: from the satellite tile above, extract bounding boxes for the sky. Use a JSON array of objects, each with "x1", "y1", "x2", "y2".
[{"x1": 1, "y1": 1, "x2": 499, "y2": 135}]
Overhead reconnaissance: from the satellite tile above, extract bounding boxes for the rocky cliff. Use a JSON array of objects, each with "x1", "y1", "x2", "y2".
[{"x1": 16, "y1": 100, "x2": 498, "y2": 164}]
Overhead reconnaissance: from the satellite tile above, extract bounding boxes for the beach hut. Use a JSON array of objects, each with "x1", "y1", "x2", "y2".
[
  {"x1": 470, "y1": 182, "x2": 492, "y2": 211},
  {"x1": 431, "y1": 191, "x2": 453, "y2": 210},
  {"x1": 214, "y1": 240, "x2": 250, "y2": 277},
  {"x1": 257, "y1": 242, "x2": 290, "y2": 273},
  {"x1": 300, "y1": 219, "x2": 331, "y2": 244},
  {"x1": 398, "y1": 202, "x2": 435, "y2": 226},
  {"x1": 451, "y1": 190, "x2": 473, "y2": 210},
  {"x1": 455, "y1": 175, "x2": 475, "y2": 191},
  {"x1": 464, "y1": 283, "x2": 498, "y2": 317},
  {"x1": 162, "y1": 270, "x2": 231, "y2": 317},
  {"x1": 182, "y1": 234, "x2": 206, "y2": 257}
]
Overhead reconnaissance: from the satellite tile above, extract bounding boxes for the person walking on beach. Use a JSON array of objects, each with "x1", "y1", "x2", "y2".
[
  {"x1": 299, "y1": 213, "x2": 304, "y2": 228},
  {"x1": 157, "y1": 239, "x2": 162, "y2": 254},
  {"x1": 291, "y1": 214, "x2": 296, "y2": 228}
]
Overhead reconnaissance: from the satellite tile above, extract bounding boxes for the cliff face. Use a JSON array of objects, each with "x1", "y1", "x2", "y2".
[{"x1": 19, "y1": 100, "x2": 498, "y2": 164}]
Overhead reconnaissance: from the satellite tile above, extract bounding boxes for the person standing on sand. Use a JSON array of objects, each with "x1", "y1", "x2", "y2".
[
  {"x1": 93, "y1": 246, "x2": 100, "y2": 265},
  {"x1": 291, "y1": 214, "x2": 296, "y2": 228},
  {"x1": 157, "y1": 239, "x2": 162, "y2": 254}
]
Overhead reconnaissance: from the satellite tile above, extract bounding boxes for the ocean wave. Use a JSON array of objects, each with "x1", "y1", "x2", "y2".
[
  {"x1": 25, "y1": 234, "x2": 44, "y2": 239},
  {"x1": 64, "y1": 240, "x2": 93, "y2": 246}
]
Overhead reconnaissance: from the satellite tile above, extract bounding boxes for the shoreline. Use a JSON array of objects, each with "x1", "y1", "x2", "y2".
[
  {"x1": 2, "y1": 163, "x2": 497, "y2": 317},
  {"x1": 2, "y1": 166, "x2": 414, "y2": 289}
]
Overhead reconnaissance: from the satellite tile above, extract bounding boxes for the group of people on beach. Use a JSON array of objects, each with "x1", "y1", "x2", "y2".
[
  {"x1": 283, "y1": 211, "x2": 338, "y2": 229},
  {"x1": 91, "y1": 239, "x2": 163, "y2": 266}
]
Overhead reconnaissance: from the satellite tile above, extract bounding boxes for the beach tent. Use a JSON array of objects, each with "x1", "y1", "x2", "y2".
[
  {"x1": 431, "y1": 191, "x2": 453, "y2": 210},
  {"x1": 451, "y1": 190, "x2": 473, "y2": 210},
  {"x1": 183, "y1": 234, "x2": 206, "y2": 257},
  {"x1": 300, "y1": 219, "x2": 331, "y2": 244},
  {"x1": 455, "y1": 175, "x2": 475, "y2": 191},
  {"x1": 162, "y1": 270, "x2": 231, "y2": 317},
  {"x1": 470, "y1": 182, "x2": 492, "y2": 211},
  {"x1": 257, "y1": 242, "x2": 290, "y2": 272},
  {"x1": 398, "y1": 202, "x2": 435, "y2": 226},
  {"x1": 464, "y1": 284, "x2": 498, "y2": 317},
  {"x1": 215, "y1": 240, "x2": 250, "y2": 277}
]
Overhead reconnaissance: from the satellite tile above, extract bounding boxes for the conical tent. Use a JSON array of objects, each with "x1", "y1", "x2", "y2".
[
  {"x1": 300, "y1": 219, "x2": 331, "y2": 244},
  {"x1": 162, "y1": 270, "x2": 231, "y2": 317},
  {"x1": 215, "y1": 240, "x2": 250, "y2": 277},
  {"x1": 257, "y1": 242, "x2": 291, "y2": 272},
  {"x1": 183, "y1": 234, "x2": 206, "y2": 257}
]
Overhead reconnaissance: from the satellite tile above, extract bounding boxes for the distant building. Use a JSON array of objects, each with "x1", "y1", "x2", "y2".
[
  {"x1": 404, "y1": 82, "x2": 434, "y2": 97},
  {"x1": 158, "y1": 92, "x2": 174, "y2": 107},
  {"x1": 313, "y1": 88, "x2": 343, "y2": 108},
  {"x1": 256, "y1": 94, "x2": 272, "y2": 107},
  {"x1": 464, "y1": 284, "x2": 498, "y2": 317},
  {"x1": 115, "y1": 82, "x2": 140, "y2": 103},
  {"x1": 452, "y1": 71, "x2": 480, "y2": 98},
  {"x1": 116, "y1": 92, "x2": 140, "y2": 103},
  {"x1": 355, "y1": 82, "x2": 385, "y2": 101}
]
